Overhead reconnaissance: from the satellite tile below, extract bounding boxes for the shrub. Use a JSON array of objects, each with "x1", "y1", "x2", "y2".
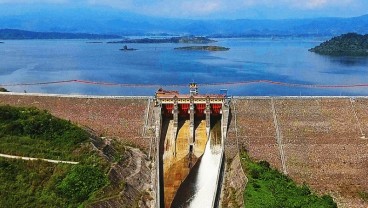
[
  {"x1": 0, "y1": 105, "x2": 89, "y2": 160},
  {"x1": 57, "y1": 165, "x2": 108, "y2": 203},
  {"x1": 241, "y1": 150, "x2": 337, "y2": 208}
]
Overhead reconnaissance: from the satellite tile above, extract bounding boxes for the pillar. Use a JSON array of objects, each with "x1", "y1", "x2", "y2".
[
  {"x1": 173, "y1": 97, "x2": 178, "y2": 128},
  {"x1": 189, "y1": 96, "x2": 195, "y2": 145},
  {"x1": 205, "y1": 97, "x2": 211, "y2": 137},
  {"x1": 172, "y1": 97, "x2": 179, "y2": 156}
]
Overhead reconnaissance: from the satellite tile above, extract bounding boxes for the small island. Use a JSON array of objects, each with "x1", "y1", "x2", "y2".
[
  {"x1": 86, "y1": 41, "x2": 103, "y2": 44},
  {"x1": 120, "y1": 45, "x2": 137, "y2": 51},
  {"x1": 309, "y1": 33, "x2": 368, "y2": 56},
  {"x1": 0, "y1": 87, "x2": 9, "y2": 92},
  {"x1": 108, "y1": 36, "x2": 216, "y2": 44},
  {"x1": 174, "y1": 46, "x2": 229, "y2": 51}
]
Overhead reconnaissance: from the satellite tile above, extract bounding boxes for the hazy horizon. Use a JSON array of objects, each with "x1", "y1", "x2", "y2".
[{"x1": 0, "y1": 0, "x2": 367, "y2": 20}]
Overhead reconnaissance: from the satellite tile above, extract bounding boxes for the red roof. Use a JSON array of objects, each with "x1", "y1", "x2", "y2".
[{"x1": 156, "y1": 88, "x2": 225, "y2": 99}]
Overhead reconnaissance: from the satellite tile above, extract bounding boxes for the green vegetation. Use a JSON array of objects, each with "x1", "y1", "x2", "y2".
[
  {"x1": 309, "y1": 33, "x2": 368, "y2": 56},
  {"x1": 241, "y1": 150, "x2": 337, "y2": 208},
  {"x1": 0, "y1": 105, "x2": 90, "y2": 160},
  {"x1": 0, "y1": 87, "x2": 8, "y2": 92},
  {"x1": 174, "y1": 45, "x2": 230, "y2": 51},
  {"x1": 359, "y1": 191, "x2": 368, "y2": 202},
  {"x1": 0, "y1": 158, "x2": 108, "y2": 208},
  {"x1": 0, "y1": 105, "x2": 111, "y2": 207},
  {"x1": 57, "y1": 165, "x2": 108, "y2": 203}
]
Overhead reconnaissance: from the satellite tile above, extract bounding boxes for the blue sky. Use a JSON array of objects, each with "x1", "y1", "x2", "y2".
[{"x1": 0, "y1": 0, "x2": 367, "y2": 19}]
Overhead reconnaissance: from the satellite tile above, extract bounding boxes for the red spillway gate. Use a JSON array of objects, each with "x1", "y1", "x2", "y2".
[
  {"x1": 163, "y1": 104, "x2": 174, "y2": 117},
  {"x1": 211, "y1": 104, "x2": 222, "y2": 115},
  {"x1": 196, "y1": 104, "x2": 206, "y2": 117},
  {"x1": 179, "y1": 104, "x2": 190, "y2": 117}
]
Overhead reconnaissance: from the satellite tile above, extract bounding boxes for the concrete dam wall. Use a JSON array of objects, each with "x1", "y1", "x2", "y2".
[
  {"x1": 226, "y1": 97, "x2": 368, "y2": 208},
  {"x1": 0, "y1": 93, "x2": 152, "y2": 150}
]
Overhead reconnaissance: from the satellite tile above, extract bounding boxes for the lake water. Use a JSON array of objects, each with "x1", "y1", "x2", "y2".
[{"x1": 1, "y1": 38, "x2": 368, "y2": 96}]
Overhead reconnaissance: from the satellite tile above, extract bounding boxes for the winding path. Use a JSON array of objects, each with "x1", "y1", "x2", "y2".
[{"x1": 0, "y1": 153, "x2": 79, "y2": 164}]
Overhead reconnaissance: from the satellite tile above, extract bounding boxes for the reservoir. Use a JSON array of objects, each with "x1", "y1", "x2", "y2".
[{"x1": 0, "y1": 37, "x2": 368, "y2": 96}]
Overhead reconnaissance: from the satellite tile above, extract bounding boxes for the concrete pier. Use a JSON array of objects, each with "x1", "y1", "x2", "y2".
[
  {"x1": 206, "y1": 98, "x2": 211, "y2": 137},
  {"x1": 189, "y1": 97, "x2": 195, "y2": 146}
]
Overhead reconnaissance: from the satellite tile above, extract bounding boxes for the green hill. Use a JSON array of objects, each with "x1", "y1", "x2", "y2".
[
  {"x1": 241, "y1": 150, "x2": 337, "y2": 208},
  {"x1": 0, "y1": 105, "x2": 151, "y2": 208},
  {"x1": 309, "y1": 33, "x2": 368, "y2": 56}
]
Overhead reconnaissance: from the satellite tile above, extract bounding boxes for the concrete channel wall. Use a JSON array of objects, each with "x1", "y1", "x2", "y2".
[
  {"x1": 154, "y1": 106, "x2": 163, "y2": 208},
  {"x1": 212, "y1": 105, "x2": 230, "y2": 207}
]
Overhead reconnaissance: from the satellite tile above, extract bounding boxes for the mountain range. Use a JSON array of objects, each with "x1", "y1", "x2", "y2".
[{"x1": 0, "y1": 5, "x2": 367, "y2": 36}]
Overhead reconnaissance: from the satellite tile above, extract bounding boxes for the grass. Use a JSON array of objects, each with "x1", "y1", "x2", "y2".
[
  {"x1": 0, "y1": 105, "x2": 111, "y2": 207},
  {"x1": 0, "y1": 158, "x2": 108, "y2": 208},
  {"x1": 0, "y1": 105, "x2": 90, "y2": 161},
  {"x1": 359, "y1": 191, "x2": 368, "y2": 202},
  {"x1": 241, "y1": 150, "x2": 337, "y2": 208}
]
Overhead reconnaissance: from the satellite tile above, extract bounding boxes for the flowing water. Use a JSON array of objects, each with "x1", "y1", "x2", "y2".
[{"x1": 171, "y1": 118, "x2": 222, "y2": 207}]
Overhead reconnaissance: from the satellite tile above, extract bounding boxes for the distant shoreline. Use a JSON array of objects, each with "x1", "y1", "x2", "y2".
[
  {"x1": 108, "y1": 36, "x2": 216, "y2": 44},
  {"x1": 0, "y1": 29, "x2": 121, "y2": 40},
  {"x1": 174, "y1": 46, "x2": 229, "y2": 51},
  {"x1": 0, "y1": 28, "x2": 335, "y2": 40}
]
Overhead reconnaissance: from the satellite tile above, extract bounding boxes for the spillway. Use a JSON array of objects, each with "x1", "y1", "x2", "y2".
[
  {"x1": 171, "y1": 118, "x2": 222, "y2": 207},
  {"x1": 154, "y1": 83, "x2": 229, "y2": 208},
  {"x1": 161, "y1": 118, "x2": 211, "y2": 207}
]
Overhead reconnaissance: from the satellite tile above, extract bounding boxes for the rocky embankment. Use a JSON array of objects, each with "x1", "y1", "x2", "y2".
[
  {"x1": 228, "y1": 98, "x2": 368, "y2": 208},
  {"x1": 309, "y1": 33, "x2": 368, "y2": 56},
  {"x1": 88, "y1": 135, "x2": 155, "y2": 208},
  {"x1": 221, "y1": 154, "x2": 247, "y2": 207}
]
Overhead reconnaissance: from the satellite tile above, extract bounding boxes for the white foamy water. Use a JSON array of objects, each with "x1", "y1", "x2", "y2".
[{"x1": 171, "y1": 122, "x2": 223, "y2": 208}]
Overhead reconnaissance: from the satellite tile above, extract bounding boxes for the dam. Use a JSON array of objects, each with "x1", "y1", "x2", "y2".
[
  {"x1": 154, "y1": 83, "x2": 230, "y2": 208},
  {"x1": 1, "y1": 91, "x2": 368, "y2": 207}
]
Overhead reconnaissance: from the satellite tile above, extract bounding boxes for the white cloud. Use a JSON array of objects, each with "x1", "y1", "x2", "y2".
[
  {"x1": 181, "y1": 1, "x2": 221, "y2": 14},
  {"x1": 286, "y1": 0, "x2": 354, "y2": 9},
  {"x1": 306, "y1": 0, "x2": 329, "y2": 8}
]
